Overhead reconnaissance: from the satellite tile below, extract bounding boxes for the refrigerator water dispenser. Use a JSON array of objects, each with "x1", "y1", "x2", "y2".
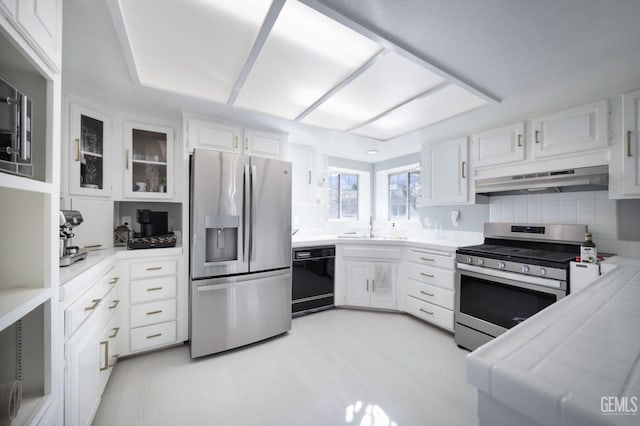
[{"x1": 205, "y1": 215, "x2": 239, "y2": 262}]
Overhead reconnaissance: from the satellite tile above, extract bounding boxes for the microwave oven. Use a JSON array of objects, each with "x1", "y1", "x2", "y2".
[{"x1": 0, "y1": 76, "x2": 32, "y2": 178}]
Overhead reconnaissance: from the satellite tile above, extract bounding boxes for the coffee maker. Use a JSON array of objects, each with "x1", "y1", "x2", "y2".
[{"x1": 60, "y1": 210, "x2": 88, "y2": 267}]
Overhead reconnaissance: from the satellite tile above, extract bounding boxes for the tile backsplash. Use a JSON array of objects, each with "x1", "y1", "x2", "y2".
[{"x1": 489, "y1": 190, "x2": 640, "y2": 256}]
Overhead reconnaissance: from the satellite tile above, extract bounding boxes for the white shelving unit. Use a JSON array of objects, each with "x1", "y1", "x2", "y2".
[{"x1": 0, "y1": 2, "x2": 62, "y2": 423}]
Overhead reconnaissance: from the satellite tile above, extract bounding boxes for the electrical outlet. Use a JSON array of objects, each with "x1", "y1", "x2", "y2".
[{"x1": 122, "y1": 216, "x2": 131, "y2": 226}]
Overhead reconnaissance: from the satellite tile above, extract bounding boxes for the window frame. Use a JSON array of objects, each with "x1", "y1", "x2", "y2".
[
  {"x1": 375, "y1": 163, "x2": 420, "y2": 224},
  {"x1": 329, "y1": 171, "x2": 360, "y2": 220},
  {"x1": 388, "y1": 169, "x2": 420, "y2": 221}
]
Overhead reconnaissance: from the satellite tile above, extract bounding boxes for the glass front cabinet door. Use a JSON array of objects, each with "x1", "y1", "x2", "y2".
[
  {"x1": 123, "y1": 121, "x2": 175, "y2": 199},
  {"x1": 69, "y1": 104, "x2": 112, "y2": 196}
]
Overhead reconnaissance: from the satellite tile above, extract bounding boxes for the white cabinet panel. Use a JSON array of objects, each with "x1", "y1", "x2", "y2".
[
  {"x1": 0, "y1": 0, "x2": 15, "y2": 17},
  {"x1": 622, "y1": 89, "x2": 640, "y2": 195},
  {"x1": 15, "y1": 0, "x2": 61, "y2": 70},
  {"x1": 244, "y1": 128, "x2": 286, "y2": 159},
  {"x1": 130, "y1": 299, "x2": 176, "y2": 328},
  {"x1": 288, "y1": 144, "x2": 315, "y2": 206},
  {"x1": 188, "y1": 118, "x2": 241, "y2": 153},
  {"x1": 70, "y1": 197, "x2": 114, "y2": 250},
  {"x1": 345, "y1": 261, "x2": 370, "y2": 307},
  {"x1": 531, "y1": 100, "x2": 609, "y2": 159},
  {"x1": 369, "y1": 262, "x2": 397, "y2": 309},
  {"x1": 422, "y1": 137, "x2": 469, "y2": 205},
  {"x1": 472, "y1": 122, "x2": 525, "y2": 167}
]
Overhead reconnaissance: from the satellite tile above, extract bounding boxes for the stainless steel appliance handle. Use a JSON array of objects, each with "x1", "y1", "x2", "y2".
[
  {"x1": 457, "y1": 263, "x2": 563, "y2": 289},
  {"x1": 20, "y1": 95, "x2": 28, "y2": 161},
  {"x1": 243, "y1": 165, "x2": 249, "y2": 262},
  {"x1": 250, "y1": 165, "x2": 256, "y2": 262}
]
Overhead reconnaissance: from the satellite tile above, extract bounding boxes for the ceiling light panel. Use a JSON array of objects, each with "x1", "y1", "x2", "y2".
[
  {"x1": 301, "y1": 52, "x2": 446, "y2": 131},
  {"x1": 351, "y1": 85, "x2": 488, "y2": 140},
  {"x1": 234, "y1": 0, "x2": 383, "y2": 120},
  {"x1": 120, "y1": 0, "x2": 271, "y2": 102}
]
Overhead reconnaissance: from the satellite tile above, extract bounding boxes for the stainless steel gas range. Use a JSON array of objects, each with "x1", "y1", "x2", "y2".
[{"x1": 454, "y1": 223, "x2": 587, "y2": 351}]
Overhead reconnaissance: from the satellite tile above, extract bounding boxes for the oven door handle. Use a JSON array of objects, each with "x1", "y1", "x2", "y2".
[{"x1": 456, "y1": 263, "x2": 564, "y2": 289}]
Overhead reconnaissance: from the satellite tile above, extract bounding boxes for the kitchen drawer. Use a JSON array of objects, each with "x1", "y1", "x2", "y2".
[
  {"x1": 342, "y1": 246, "x2": 402, "y2": 260},
  {"x1": 130, "y1": 321, "x2": 177, "y2": 352},
  {"x1": 407, "y1": 279, "x2": 454, "y2": 310},
  {"x1": 406, "y1": 263, "x2": 454, "y2": 289},
  {"x1": 130, "y1": 299, "x2": 177, "y2": 328},
  {"x1": 407, "y1": 248, "x2": 454, "y2": 270},
  {"x1": 65, "y1": 267, "x2": 120, "y2": 338},
  {"x1": 130, "y1": 276, "x2": 177, "y2": 304},
  {"x1": 406, "y1": 296, "x2": 454, "y2": 331},
  {"x1": 130, "y1": 260, "x2": 177, "y2": 280}
]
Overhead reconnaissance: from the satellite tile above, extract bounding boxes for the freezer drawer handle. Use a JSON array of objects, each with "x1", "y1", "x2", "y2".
[
  {"x1": 146, "y1": 310, "x2": 162, "y2": 316},
  {"x1": 419, "y1": 308, "x2": 433, "y2": 315},
  {"x1": 146, "y1": 333, "x2": 162, "y2": 339}
]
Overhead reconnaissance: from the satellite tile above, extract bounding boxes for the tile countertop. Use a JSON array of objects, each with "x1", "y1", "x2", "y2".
[
  {"x1": 292, "y1": 234, "x2": 483, "y2": 251},
  {"x1": 466, "y1": 255, "x2": 640, "y2": 426}
]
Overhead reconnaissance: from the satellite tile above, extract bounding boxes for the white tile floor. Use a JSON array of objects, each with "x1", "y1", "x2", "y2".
[{"x1": 93, "y1": 309, "x2": 478, "y2": 426}]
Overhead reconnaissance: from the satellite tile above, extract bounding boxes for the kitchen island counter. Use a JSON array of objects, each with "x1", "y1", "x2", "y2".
[{"x1": 466, "y1": 256, "x2": 640, "y2": 426}]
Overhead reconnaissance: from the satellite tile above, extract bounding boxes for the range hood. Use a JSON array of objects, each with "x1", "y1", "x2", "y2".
[{"x1": 475, "y1": 165, "x2": 609, "y2": 196}]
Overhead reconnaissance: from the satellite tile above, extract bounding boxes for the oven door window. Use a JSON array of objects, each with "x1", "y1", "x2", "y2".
[{"x1": 460, "y1": 274, "x2": 557, "y2": 329}]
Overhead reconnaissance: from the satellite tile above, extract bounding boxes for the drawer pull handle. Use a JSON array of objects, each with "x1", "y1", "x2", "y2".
[
  {"x1": 420, "y1": 290, "x2": 435, "y2": 297},
  {"x1": 147, "y1": 333, "x2": 162, "y2": 339},
  {"x1": 109, "y1": 327, "x2": 120, "y2": 338},
  {"x1": 109, "y1": 300, "x2": 120, "y2": 309},
  {"x1": 419, "y1": 308, "x2": 433, "y2": 315},
  {"x1": 146, "y1": 310, "x2": 162, "y2": 315},
  {"x1": 420, "y1": 272, "x2": 434, "y2": 278},
  {"x1": 100, "y1": 340, "x2": 109, "y2": 371},
  {"x1": 147, "y1": 287, "x2": 163, "y2": 292},
  {"x1": 108, "y1": 277, "x2": 120, "y2": 284},
  {"x1": 420, "y1": 257, "x2": 434, "y2": 262},
  {"x1": 109, "y1": 354, "x2": 119, "y2": 368},
  {"x1": 146, "y1": 267, "x2": 162, "y2": 271},
  {"x1": 84, "y1": 299, "x2": 101, "y2": 311}
]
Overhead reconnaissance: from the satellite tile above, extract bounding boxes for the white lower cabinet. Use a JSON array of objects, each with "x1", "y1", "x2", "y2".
[
  {"x1": 124, "y1": 256, "x2": 182, "y2": 355},
  {"x1": 622, "y1": 89, "x2": 640, "y2": 195},
  {"x1": 63, "y1": 266, "x2": 122, "y2": 426},
  {"x1": 404, "y1": 247, "x2": 455, "y2": 331},
  {"x1": 338, "y1": 245, "x2": 401, "y2": 310}
]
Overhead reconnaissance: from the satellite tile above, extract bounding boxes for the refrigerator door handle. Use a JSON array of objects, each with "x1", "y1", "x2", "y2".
[
  {"x1": 243, "y1": 164, "x2": 249, "y2": 262},
  {"x1": 250, "y1": 165, "x2": 257, "y2": 262}
]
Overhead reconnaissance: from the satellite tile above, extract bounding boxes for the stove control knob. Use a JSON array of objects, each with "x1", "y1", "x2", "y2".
[
  {"x1": 498, "y1": 262, "x2": 506, "y2": 269},
  {"x1": 539, "y1": 268, "x2": 547, "y2": 276},
  {"x1": 477, "y1": 259, "x2": 484, "y2": 265},
  {"x1": 466, "y1": 257, "x2": 472, "y2": 263},
  {"x1": 521, "y1": 265, "x2": 529, "y2": 273}
]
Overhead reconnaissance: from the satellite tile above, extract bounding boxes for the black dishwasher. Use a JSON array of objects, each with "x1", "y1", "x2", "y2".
[{"x1": 292, "y1": 246, "x2": 335, "y2": 316}]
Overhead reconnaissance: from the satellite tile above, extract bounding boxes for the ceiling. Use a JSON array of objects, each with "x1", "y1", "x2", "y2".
[{"x1": 62, "y1": 0, "x2": 640, "y2": 161}]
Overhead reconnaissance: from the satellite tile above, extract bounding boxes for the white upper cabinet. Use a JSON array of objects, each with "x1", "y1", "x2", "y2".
[
  {"x1": 69, "y1": 104, "x2": 113, "y2": 197},
  {"x1": 123, "y1": 121, "x2": 175, "y2": 200},
  {"x1": 472, "y1": 122, "x2": 525, "y2": 167},
  {"x1": 288, "y1": 144, "x2": 315, "y2": 206},
  {"x1": 622, "y1": 89, "x2": 640, "y2": 195},
  {"x1": 243, "y1": 128, "x2": 286, "y2": 159},
  {"x1": 531, "y1": 99, "x2": 609, "y2": 159},
  {"x1": 187, "y1": 117, "x2": 286, "y2": 159},
  {"x1": 1, "y1": 0, "x2": 63, "y2": 71},
  {"x1": 187, "y1": 118, "x2": 242, "y2": 153},
  {"x1": 422, "y1": 137, "x2": 469, "y2": 205}
]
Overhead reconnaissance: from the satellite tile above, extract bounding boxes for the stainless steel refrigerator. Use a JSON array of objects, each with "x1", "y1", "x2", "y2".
[{"x1": 189, "y1": 149, "x2": 292, "y2": 358}]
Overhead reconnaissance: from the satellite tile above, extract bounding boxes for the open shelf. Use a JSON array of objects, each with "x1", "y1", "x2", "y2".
[
  {"x1": 0, "y1": 174, "x2": 54, "y2": 195},
  {"x1": 0, "y1": 288, "x2": 53, "y2": 333}
]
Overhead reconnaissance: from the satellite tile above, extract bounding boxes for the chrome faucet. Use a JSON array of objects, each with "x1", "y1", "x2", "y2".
[{"x1": 369, "y1": 216, "x2": 374, "y2": 238}]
